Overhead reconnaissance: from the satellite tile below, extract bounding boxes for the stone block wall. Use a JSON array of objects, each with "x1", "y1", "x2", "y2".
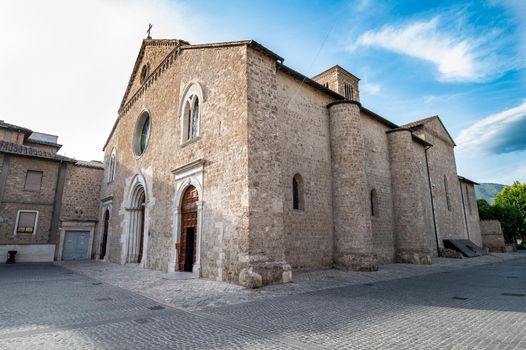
[
  {"x1": 244, "y1": 49, "x2": 291, "y2": 285},
  {"x1": 276, "y1": 71, "x2": 334, "y2": 271},
  {"x1": 460, "y1": 181, "x2": 482, "y2": 246},
  {"x1": 362, "y1": 116, "x2": 395, "y2": 263},
  {"x1": 61, "y1": 164, "x2": 103, "y2": 222},
  {"x1": 0, "y1": 156, "x2": 58, "y2": 244},
  {"x1": 480, "y1": 220, "x2": 506, "y2": 252}
]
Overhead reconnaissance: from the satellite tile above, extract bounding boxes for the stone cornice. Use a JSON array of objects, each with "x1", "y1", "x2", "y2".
[{"x1": 326, "y1": 100, "x2": 362, "y2": 108}]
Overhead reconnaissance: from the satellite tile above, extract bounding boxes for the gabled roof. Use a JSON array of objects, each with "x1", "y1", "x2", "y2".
[
  {"x1": 0, "y1": 141, "x2": 75, "y2": 162},
  {"x1": 118, "y1": 39, "x2": 188, "y2": 112},
  {"x1": 311, "y1": 64, "x2": 361, "y2": 81},
  {"x1": 458, "y1": 175, "x2": 479, "y2": 185},
  {"x1": 278, "y1": 64, "x2": 345, "y2": 100},
  {"x1": 401, "y1": 115, "x2": 456, "y2": 146},
  {"x1": 75, "y1": 160, "x2": 104, "y2": 169}
]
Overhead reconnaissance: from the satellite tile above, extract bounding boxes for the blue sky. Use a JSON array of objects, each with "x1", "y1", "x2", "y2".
[{"x1": 1, "y1": 0, "x2": 525, "y2": 184}]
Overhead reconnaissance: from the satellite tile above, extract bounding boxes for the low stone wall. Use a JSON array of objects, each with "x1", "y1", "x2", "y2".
[
  {"x1": 480, "y1": 220, "x2": 506, "y2": 252},
  {"x1": 0, "y1": 244, "x2": 56, "y2": 262}
]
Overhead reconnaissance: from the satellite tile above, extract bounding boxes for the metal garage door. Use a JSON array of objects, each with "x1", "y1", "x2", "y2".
[{"x1": 63, "y1": 231, "x2": 90, "y2": 260}]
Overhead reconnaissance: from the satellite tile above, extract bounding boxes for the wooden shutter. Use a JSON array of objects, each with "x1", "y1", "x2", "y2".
[{"x1": 17, "y1": 212, "x2": 37, "y2": 233}]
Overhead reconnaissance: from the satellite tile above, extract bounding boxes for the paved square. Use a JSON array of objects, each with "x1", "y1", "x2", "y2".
[{"x1": 1, "y1": 255, "x2": 525, "y2": 349}]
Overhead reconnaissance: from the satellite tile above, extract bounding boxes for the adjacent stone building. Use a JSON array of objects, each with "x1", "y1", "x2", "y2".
[
  {"x1": 99, "y1": 38, "x2": 481, "y2": 287},
  {"x1": 0, "y1": 120, "x2": 103, "y2": 262}
]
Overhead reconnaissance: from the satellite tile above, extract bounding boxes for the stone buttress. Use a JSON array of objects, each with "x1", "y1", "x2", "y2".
[
  {"x1": 328, "y1": 100, "x2": 378, "y2": 271},
  {"x1": 386, "y1": 129, "x2": 432, "y2": 264}
]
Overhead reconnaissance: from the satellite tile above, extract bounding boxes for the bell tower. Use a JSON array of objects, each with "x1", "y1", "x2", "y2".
[{"x1": 312, "y1": 65, "x2": 360, "y2": 101}]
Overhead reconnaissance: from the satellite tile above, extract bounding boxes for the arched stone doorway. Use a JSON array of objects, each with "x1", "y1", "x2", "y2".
[
  {"x1": 99, "y1": 209, "x2": 110, "y2": 260},
  {"x1": 179, "y1": 185, "x2": 198, "y2": 272},
  {"x1": 126, "y1": 183, "x2": 147, "y2": 264}
]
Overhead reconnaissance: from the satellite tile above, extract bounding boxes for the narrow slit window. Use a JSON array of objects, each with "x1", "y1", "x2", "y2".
[
  {"x1": 370, "y1": 189, "x2": 379, "y2": 217},
  {"x1": 444, "y1": 175, "x2": 451, "y2": 211},
  {"x1": 292, "y1": 174, "x2": 304, "y2": 210}
]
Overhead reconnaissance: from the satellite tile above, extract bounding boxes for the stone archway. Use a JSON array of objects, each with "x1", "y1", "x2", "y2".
[{"x1": 125, "y1": 179, "x2": 148, "y2": 265}]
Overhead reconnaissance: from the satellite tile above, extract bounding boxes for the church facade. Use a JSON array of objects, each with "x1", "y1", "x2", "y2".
[{"x1": 98, "y1": 38, "x2": 481, "y2": 287}]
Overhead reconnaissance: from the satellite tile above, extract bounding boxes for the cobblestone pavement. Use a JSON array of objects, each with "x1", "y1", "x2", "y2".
[
  {"x1": 59, "y1": 253, "x2": 524, "y2": 310},
  {"x1": 0, "y1": 254, "x2": 524, "y2": 349}
]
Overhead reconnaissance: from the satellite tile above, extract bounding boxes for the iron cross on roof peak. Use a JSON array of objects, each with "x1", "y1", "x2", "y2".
[{"x1": 146, "y1": 23, "x2": 152, "y2": 39}]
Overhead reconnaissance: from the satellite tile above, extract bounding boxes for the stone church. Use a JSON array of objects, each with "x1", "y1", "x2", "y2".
[{"x1": 98, "y1": 38, "x2": 481, "y2": 287}]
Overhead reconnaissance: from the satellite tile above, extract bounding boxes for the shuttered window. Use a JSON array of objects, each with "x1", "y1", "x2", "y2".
[
  {"x1": 24, "y1": 170, "x2": 43, "y2": 191},
  {"x1": 16, "y1": 211, "x2": 38, "y2": 234}
]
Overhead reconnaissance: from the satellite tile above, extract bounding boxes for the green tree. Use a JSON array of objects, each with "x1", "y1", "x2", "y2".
[
  {"x1": 477, "y1": 199, "x2": 494, "y2": 220},
  {"x1": 494, "y1": 181, "x2": 526, "y2": 220},
  {"x1": 491, "y1": 204, "x2": 524, "y2": 243},
  {"x1": 490, "y1": 182, "x2": 526, "y2": 242}
]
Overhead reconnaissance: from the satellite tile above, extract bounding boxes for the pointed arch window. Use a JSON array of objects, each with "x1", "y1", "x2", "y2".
[
  {"x1": 444, "y1": 175, "x2": 451, "y2": 211},
  {"x1": 370, "y1": 189, "x2": 379, "y2": 217},
  {"x1": 183, "y1": 94, "x2": 200, "y2": 142},
  {"x1": 292, "y1": 174, "x2": 304, "y2": 211},
  {"x1": 107, "y1": 148, "x2": 117, "y2": 183}
]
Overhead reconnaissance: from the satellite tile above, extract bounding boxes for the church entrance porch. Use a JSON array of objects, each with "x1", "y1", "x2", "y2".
[{"x1": 178, "y1": 185, "x2": 198, "y2": 272}]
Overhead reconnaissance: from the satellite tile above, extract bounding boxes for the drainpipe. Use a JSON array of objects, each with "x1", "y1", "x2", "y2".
[
  {"x1": 424, "y1": 145, "x2": 440, "y2": 254},
  {"x1": 49, "y1": 160, "x2": 67, "y2": 250},
  {"x1": 459, "y1": 181, "x2": 470, "y2": 240}
]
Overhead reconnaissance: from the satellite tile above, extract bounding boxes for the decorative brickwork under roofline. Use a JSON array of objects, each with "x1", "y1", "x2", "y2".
[
  {"x1": 26, "y1": 139, "x2": 63, "y2": 150},
  {"x1": 118, "y1": 39, "x2": 188, "y2": 113},
  {"x1": 0, "y1": 140, "x2": 76, "y2": 163}
]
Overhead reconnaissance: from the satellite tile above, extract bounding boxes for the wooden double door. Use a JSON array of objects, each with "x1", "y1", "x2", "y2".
[{"x1": 178, "y1": 186, "x2": 198, "y2": 272}]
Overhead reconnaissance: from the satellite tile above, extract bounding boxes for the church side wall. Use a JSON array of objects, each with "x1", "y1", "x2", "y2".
[
  {"x1": 417, "y1": 121, "x2": 467, "y2": 245},
  {"x1": 275, "y1": 71, "x2": 334, "y2": 271},
  {"x1": 361, "y1": 115, "x2": 395, "y2": 263},
  {"x1": 413, "y1": 142, "x2": 438, "y2": 256},
  {"x1": 101, "y1": 44, "x2": 250, "y2": 283},
  {"x1": 461, "y1": 181, "x2": 482, "y2": 246}
]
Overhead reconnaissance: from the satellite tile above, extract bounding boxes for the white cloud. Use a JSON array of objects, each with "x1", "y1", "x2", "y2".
[
  {"x1": 0, "y1": 0, "x2": 206, "y2": 161},
  {"x1": 354, "y1": 17, "x2": 499, "y2": 82},
  {"x1": 456, "y1": 100, "x2": 526, "y2": 154},
  {"x1": 362, "y1": 82, "x2": 381, "y2": 95}
]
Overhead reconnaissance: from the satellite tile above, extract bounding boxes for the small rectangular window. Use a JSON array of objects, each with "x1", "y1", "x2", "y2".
[
  {"x1": 24, "y1": 170, "x2": 43, "y2": 191},
  {"x1": 16, "y1": 211, "x2": 38, "y2": 234},
  {"x1": 3, "y1": 130, "x2": 12, "y2": 141}
]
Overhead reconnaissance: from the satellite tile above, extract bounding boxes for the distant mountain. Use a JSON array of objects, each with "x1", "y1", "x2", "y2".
[{"x1": 475, "y1": 183, "x2": 506, "y2": 204}]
